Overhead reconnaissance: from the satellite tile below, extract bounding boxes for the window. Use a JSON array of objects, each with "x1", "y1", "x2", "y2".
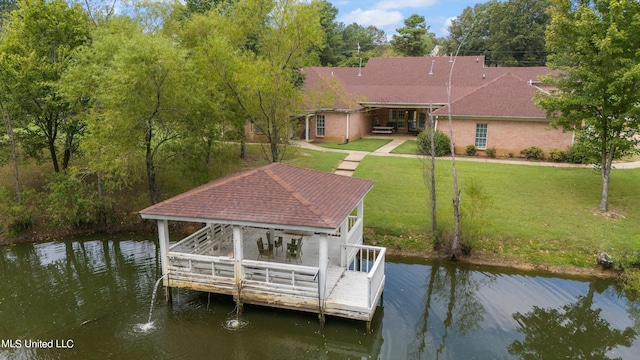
[
  {"x1": 419, "y1": 112, "x2": 427, "y2": 129},
  {"x1": 397, "y1": 110, "x2": 405, "y2": 128},
  {"x1": 316, "y1": 115, "x2": 325, "y2": 137},
  {"x1": 475, "y1": 123, "x2": 488, "y2": 149}
]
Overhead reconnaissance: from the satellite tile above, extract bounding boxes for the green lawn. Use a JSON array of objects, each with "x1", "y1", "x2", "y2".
[
  {"x1": 354, "y1": 156, "x2": 640, "y2": 267},
  {"x1": 283, "y1": 146, "x2": 347, "y2": 172},
  {"x1": 390, "y1": 140, "x2": 420, "y2": 155},
  {"x1": 315, "y1": 138, "x2": 392, "y2": 152}
]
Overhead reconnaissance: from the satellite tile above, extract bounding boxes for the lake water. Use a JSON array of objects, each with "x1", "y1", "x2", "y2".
[{"x1": 0, "y1": 235, "x2": 638, "y2": 359}]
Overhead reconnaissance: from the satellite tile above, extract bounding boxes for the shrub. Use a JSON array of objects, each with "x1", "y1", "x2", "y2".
[
  {"x1": 520, "y1": 146, "x2": 545, "y2": 160},
  {"x1": 485, "y1": 147, "x2": 497, "y2": 158},
  {"x1": 549, "y1": 148, "x2": 567, "y2": 162},
  {"x1": 565, "y1": 142, "x2": 596, "y2": 164},
  {"x1": 0, "y1": 187, "x2": 35, "y2": 236},
  {"x1": 416, "y1": 129, "x2": 451, "y2": 157},
  {"x1": 46, "y1": 170, "x2": 99, "y2": 227},
  {"x1": 465, "y1": 144, "x2": 477, "y2": 156}
]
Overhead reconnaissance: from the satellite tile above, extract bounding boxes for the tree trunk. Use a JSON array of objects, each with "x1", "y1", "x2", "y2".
[
  {"x1": 63, "y1": 131, "x2": 73, "y2": 170},
  {"x1": 598, "y1": 146, "x2": 615, "y2": 212},
  {"x1": 48, "y1": 135, "x2": 60, "y2": 173},
  {"x1": 145, "y1": 125, "x2": 160, "y2": 205},
  {"x1": 270, "y1": 139, "x2": 279, "y2": 163}
]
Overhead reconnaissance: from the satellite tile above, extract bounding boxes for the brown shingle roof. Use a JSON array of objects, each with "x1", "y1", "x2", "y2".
[
  {"x1": 139, "y1": 163, "x2": 374, "y2": 230},
  {"x1": 431, "y1": 73, "x2": 546, "y2": 118},
  {"x1": 301, "y1": 56, "x2": 553, "y2": 107}
]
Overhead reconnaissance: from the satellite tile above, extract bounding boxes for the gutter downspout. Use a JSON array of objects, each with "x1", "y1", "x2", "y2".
[{"x1": 305, "y1": 114, "x2": 310, "y2": 142}]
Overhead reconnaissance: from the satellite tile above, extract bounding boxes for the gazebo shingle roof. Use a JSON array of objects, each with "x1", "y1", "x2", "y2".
[{"x1": 139, "y1": 163, "x2": 374, "y2": 230}]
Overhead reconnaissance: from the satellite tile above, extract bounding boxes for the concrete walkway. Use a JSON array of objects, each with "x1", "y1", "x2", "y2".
[{"x1": 295, "y1": 139, "x2": 640, "y2": 175}]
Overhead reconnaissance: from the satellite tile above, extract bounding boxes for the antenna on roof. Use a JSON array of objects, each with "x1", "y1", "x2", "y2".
[
  {"x1": 429, "y1": 60, "x2": 435, "y2": 75},
  {"x1": 357, "y1": 42, "x2": 360, "y2": 53},
  {"x1": 358, "y1": 58, "x2": 362, "y2": 77},
  {"x1": 449, "y1": 53, "x2": 453, "y2": 62}
]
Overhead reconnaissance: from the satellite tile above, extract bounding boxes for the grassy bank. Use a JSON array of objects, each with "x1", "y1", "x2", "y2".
[
  {"x1": 355, "y1": 155, "x2": 640, "y2": 269},
  {"x1": 2, "y1": 142, "x2": 638, "y2": 278}
]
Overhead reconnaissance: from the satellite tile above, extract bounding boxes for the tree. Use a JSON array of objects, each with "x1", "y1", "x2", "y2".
[
  {"x1": 486, "y1": 0, "x2": 550, "y2": 66},
  {"x1": 0, "y1": 0, "x2": 91, "y2": 173},
  {"x1": 196, "y1": 0, "x2": 323, "y2": 163},
  {"x1": 537, "y1": 0, "x2": 640, "y2": 212},
  {"x1": 315, "y1": 0, "x2": 345, "y2": 66},
  {"x1": 0, "y1": 0, "x2": 16, "y2": 30},
  {"x1": 444, "y1": 2, "x2": 492, "y2": 59},
  {"x1": 444, "y1": 0, "x2": 550, "y2": 66},
  {"x1": 69, "y1": 16, "x2": 196, "y2": 205},
  {"x1": 390, "y1": 14, "x2": 434, "y2": 57}
]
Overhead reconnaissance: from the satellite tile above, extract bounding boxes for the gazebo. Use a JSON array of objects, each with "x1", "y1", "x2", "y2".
[{"x1": 139, "y1": 163, "x2": 385, "y2": 329}]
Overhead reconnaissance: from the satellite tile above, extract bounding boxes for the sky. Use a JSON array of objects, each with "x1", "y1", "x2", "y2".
[{"x1": 331, "y1": 0, "x2": 484, "y2": 39}]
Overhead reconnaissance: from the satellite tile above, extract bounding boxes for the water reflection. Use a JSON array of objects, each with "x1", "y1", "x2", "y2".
[
  {"x1": 1, "y1": 238, "x2": 639, "y2": 359},
  {"x1": 509, "y1": 283, "x2": 637, "y2": 359}
]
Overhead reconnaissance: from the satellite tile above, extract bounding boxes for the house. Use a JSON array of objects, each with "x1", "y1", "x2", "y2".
[
  {"x1": 139, "y1": 163, "x2": 385, "y2": 330},
  {"x1": 296, "y1": 56, "x2": 573, "y2": 156}
]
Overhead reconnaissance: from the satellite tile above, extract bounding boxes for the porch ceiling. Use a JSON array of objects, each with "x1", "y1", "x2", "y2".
[{"x1": 139, "y1": 163, "x2": 374, "y2": 231}]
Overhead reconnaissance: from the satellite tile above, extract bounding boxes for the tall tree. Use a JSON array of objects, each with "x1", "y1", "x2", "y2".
[
  {"x1": 0, "y1": 0, "x2": 91, "y2": 173},
  {"x1": 315, "y1": 0, "x2": 345, "y2": 66},
  {"x1": 68, "y1": 16, "x2": 196, "y2": 205},
  {"x1": 444, "y1": 0, "x2": 550, "y2": 66},
  {"x1": 537, "y1": 0, "x2": 640, "y2": 212},
  {"x1": 196, "y1": 0, "x2": 323, "y2": 163},
  {"x1": 486, "y1": 0, "x2": 550, "y2": 66},
  {"x1": 390, "y1": 14, "x2": 433, "y2": 57}
]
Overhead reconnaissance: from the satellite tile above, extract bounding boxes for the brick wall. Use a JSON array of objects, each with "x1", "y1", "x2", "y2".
[{"x1": 436, "y1": 118, "x2": 574, "y2": 157}]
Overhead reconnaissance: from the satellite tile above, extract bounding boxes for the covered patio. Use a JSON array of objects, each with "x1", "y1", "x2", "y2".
[{"x1": 139, "y1": 163, "x2": 385, "y2": 329}]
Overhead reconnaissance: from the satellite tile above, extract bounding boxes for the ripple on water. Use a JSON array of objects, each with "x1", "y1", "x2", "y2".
[{"x1": 223, "y1": 316, "x2": 250, "y2": 331}]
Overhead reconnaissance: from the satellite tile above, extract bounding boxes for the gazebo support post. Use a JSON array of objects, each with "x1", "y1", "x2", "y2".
[
  {"x1": 157, "y1": 219, "x2": 172, "y2": 303},
  {"x1": 318, "y1": 233, "x2": 328, "y2": 328},
  {"x1": 233, "y1": 225, "x2": 244, "y2": 312}
]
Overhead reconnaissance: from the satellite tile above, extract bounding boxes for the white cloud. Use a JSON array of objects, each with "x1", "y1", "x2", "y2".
[
  {"x1": 340, "y1": 8, "x2": 404, "y2": 28},
  {"x1": 376, "y1": 0, "x2": 439, "y2": 11},
  {"x1": 440, "y1": 16, "x2": 457, "y2": 36}
]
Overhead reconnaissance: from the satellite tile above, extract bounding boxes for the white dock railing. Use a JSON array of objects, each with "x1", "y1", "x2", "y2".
[
  {"x1": 170, "y1": 224, "x2": 232, "y2": 255},
  {"x1": 166, "y1": 252, "x2": 235, "y2": 289},
  {"x1": 341, "y1": 244, "x2": 386, "y2": 309},
  {"x1": 241, "y1": 260, "x2": 319, "y2": 299}
]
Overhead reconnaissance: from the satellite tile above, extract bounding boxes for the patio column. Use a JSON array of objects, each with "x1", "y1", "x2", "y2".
[
  {"x1": 305, "y1": 114, "x2": 310, "y2": 141},
  {"x1": 157, "y1": 219, "x2": 172, "y2": 303},
  {"x1": 345, "y1": 113, "x2": 350, "y2": 143}
]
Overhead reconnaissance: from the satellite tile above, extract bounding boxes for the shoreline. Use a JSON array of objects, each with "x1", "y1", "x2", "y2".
[{"x1": 0, "y1": 224, "x2": 619, "y2": 280}]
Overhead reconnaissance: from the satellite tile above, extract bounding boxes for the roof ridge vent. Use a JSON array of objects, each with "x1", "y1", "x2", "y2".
[{"x1": 429, "y1": 60, "x2": 435, "y2": 75}]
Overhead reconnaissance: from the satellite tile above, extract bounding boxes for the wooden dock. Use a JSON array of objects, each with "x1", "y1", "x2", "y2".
[{"x1": 164, "y1": 224, "x2": 385, "y2": 325}]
